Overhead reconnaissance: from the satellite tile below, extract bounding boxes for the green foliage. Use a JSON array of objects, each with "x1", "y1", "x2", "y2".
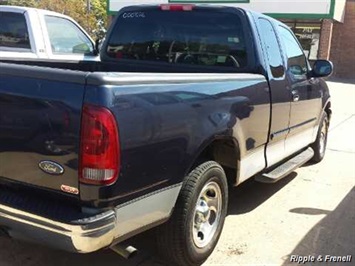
[
  {"x1": 1, "y1": 0, "x2": 108, "y2": 39},
  {"x1": 0, "y1": 0, "x2": 38, "y2": 7}
]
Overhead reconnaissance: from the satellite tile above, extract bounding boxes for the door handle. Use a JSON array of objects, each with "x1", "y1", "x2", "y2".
[
  {"x1": 292, "y1": 90, "x2": 300, "y2": 102},
  {"x1": 309, "y1": 77, "x2": 318, "y2": 85}
]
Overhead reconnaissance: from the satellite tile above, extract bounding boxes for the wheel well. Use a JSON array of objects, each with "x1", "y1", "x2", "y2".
[{"x1": 191, "y1": 138, "x2": 240, "y2": 186}]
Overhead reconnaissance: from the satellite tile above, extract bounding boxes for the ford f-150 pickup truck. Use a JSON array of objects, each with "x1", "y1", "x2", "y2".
[
  {"x1": 0, "y1": 4, "x2": 333, "y2": 266},
  {"x1": 0, "y1": 5, "x2": 98, "y2": 61}
]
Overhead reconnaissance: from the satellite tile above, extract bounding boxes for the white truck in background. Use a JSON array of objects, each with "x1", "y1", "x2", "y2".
[{"x1": 0, "y1": 5, "x2": 98, "y2": 61}]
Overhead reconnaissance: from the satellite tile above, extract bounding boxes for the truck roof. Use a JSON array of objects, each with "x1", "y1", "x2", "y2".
[
  {"x1": 119, "y1": 4, "x2": 283, "y2": 27},
  {"x1": 0, "y1": 5, "x2": 75, "y2": 21}
]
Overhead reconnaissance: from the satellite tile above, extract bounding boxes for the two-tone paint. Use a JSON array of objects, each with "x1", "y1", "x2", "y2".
[{"x1": 0, "y1": 6, "x2": 331, "y2": 254}]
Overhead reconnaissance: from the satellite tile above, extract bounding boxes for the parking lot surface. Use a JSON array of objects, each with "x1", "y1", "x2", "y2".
[{"x1": 0, "y1": 80, "x2": 354, "y2": 266}]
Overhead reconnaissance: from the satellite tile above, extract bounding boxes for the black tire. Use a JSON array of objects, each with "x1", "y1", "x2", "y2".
[
  {"x1": 311, "y1": 111, "x2": 329, "y2": 163},
  {"x1": 157, "y1": 161, "x2": 228, "y2": 266}
]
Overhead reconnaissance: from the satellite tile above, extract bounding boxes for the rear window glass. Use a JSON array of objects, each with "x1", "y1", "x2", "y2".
[
  {"x1": 0, "y1": 12, "x2": 31, "y2": 49},
  {"x1": 106, "y1": 9, "x2": 248, "y2": 69}
]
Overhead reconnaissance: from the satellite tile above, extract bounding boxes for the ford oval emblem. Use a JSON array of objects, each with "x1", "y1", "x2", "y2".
[{"x1": 39, "y1": 161, "x2": 64, "y2": 175}]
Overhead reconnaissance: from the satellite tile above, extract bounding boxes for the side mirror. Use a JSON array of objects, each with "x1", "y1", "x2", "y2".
[
  {"x1": 72, "y1": 43, "x2": 90, "y2": 54},
  {"x1": 312, "y1": 60, "x2": 333, "y2": 78}
]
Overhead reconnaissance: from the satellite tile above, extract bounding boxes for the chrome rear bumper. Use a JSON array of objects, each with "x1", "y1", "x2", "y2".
[
  {"x1": 0, "y1": 183, "x2": 182, "y2": 253},
  {"x1": 0, "y1": 203, "x2": 116, "y2": 253}
]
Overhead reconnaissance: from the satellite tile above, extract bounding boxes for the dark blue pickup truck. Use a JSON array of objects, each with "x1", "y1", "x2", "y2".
[{"x1": 0, "y1": 4, "x2": 333, "y2": 266}]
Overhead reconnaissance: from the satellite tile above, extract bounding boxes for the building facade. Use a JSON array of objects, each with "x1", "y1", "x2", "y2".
[
  {"x1": 329, "y1": 0, "x2": 355, "y2": 78},
  {"x1": 108, "y1": 0, "x2": 354, "y2": 79}
]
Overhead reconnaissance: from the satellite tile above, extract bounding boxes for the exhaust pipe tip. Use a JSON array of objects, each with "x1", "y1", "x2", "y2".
[{"x1": 110, "y1": 244, "x2": 138, "y2": 259}]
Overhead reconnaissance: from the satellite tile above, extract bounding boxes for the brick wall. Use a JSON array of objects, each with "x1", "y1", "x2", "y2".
[
  {"x1": 329, "y1": 0, "x2": 355, "y2": 79},
  {"x1": 318, "y1": 19, "x2": 334, "y2": 60}
]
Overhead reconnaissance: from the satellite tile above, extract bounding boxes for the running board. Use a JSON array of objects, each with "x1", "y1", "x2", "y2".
[{"x1": 255, "y1": 148, "x2": 314, "y2": 183}]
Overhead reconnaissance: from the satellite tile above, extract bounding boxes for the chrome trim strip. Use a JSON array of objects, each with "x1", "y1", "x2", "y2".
[
  {"x1": 270, "y1": 128, "x2": 289, "y2": 139},
  {"x1": 87, "y1": 72, "x2": 266, "y2": 86},
  {"x1": 271, "y1": 118, "x2": 317, "y2": 139},
  {"x1": 289, "y1": 118, "x2": 317, "y2": 132},
  {"x1": 115, "y1": 182, "x2": 181, "y2": 209}
]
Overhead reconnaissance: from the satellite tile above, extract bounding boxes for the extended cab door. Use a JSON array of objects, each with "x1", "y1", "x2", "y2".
[
  {"x1": 276, "y1": 26, "x2": 322, "y2": 156},
  {"x1": 256, "y1": 18, "x2": 291, "y2": 167}
]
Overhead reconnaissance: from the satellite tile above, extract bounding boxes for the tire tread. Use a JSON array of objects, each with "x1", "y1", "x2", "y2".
[{"x1": 157, "y1": 161, "x2": 227, "y2": 266}]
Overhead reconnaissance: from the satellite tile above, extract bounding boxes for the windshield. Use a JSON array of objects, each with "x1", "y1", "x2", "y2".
[{"x1": 106, "y1": 8, "x2": 248, "y2": 69}]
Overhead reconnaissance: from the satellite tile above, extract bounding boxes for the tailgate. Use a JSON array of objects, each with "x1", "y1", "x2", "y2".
[{"x1": 0, "y1": 63, "x2": 86, "y2": 198}]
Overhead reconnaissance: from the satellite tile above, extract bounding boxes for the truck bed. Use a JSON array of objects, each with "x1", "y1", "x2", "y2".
[{"x1": 0, "y1": 61, "x2": 268, "y2": 209}]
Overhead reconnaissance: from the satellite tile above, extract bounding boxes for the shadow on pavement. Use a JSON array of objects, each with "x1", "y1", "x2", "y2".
[
  {"x1": 228, "y1": 172, "x2": 297, "y2": 215},
  {"x1": 289, "y1": 207, "x2": 331, "y2": 216},
  {"x1": 282, "y1": 187, "x2": 355, "y2": 265},
  {"x1": 0, "y1": 229, "x2": 165, "y2": 266}
]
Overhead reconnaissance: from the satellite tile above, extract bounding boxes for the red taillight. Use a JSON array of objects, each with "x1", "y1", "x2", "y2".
[
  {"x1": 79, "y1": 104, "x2": 120, "y2": 185},
  {"x1": 160, "y1": 4, "x2": 194, "y2": 11}
]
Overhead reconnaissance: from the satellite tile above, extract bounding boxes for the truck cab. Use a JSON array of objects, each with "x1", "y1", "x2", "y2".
[{"x1": 0, "y1": 5, "x2": 98, "y2": 61}]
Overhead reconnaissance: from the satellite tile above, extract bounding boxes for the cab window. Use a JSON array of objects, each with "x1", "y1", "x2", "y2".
[
  {"x1": 258, "y1": 18, "x2": 284, "y2": 78},
  {"x1": 0, "y1": 12, "x2": 31, "y2": 49},
  {"x1": 278, "y1": 26, "x2": 309, "y2": 78},
  {"x1": 45, "y1": 16, "x2": 93, "y2": 55},
  {"x1": 106, "y1": 9, "x2": 249, "y2": 70}
]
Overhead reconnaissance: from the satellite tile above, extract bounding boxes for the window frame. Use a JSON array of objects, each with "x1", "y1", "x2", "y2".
[
  {"x1": 257, "y1": 17, "x2": 286, "y2": 79},
  {"x1": 277, "y1": 25, "x2": 311, "y2": 79},
  {"x1": 43, "y1": 15, "x2": 94, "y2": 56},
  {"x1": 283, "y1": 21, "x2": 321, "y2": 61},
  {"x1": 0, "y1": 11, "x2": 33, "y2": 52}
]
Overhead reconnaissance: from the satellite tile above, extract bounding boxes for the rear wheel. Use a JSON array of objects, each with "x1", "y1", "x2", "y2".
[
  {"x1": 311, "y1": 111, "x2": 329, "y2": 163},
  {"x1": 157, "y1": 161, "x2": 228, "y2": 266}
]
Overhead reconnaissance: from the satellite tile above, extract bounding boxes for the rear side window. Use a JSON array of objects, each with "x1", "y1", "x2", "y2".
[
  {"x1": 258, "y1": 18, "x2": 284, "y2": 78},
  {"x1": 0, "y1": 12, "x2": 31, "y2": 49},
  {"x1": 45, "y1": 16, "x2": 93, "y2": 55},
  {"x1": 106, "y1": 9, "x2": 248, "y2": 69}
]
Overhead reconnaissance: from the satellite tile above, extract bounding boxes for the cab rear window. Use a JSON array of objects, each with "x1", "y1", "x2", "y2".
[
  {"x1": 0, "y1": 12, "x2": 31, "y2": 49},
  {"x1": 106, "y1": 8, "x2": 248, "y2": 69}
]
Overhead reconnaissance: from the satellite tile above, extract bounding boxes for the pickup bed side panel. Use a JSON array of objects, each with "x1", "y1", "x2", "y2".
[
  {"x1": 80, "y1": 73, "x2": 270, "y2": 208},
  {"x1": 0, "y1": 63, "x2": 87, "y2": 201}
]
